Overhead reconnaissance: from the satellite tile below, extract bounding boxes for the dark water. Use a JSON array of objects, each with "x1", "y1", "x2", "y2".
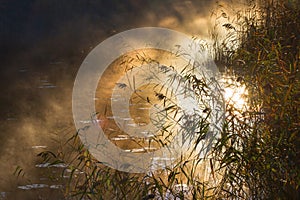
[{"x1": 0, "y1": 0, "x2": 232, "y2": 199}]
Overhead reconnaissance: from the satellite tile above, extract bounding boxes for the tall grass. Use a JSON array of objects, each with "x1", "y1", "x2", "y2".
[
  {"x1": 212, "y1": 0, "x2": 300, "y2": 199},
  {"x1": 27, "y1": 0, "x2": 300, "y2": 199}
]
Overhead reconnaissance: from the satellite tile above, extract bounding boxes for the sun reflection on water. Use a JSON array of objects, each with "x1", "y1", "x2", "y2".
[{"x1": 222, "y1": 76, "x2": 249, "y2": 112}]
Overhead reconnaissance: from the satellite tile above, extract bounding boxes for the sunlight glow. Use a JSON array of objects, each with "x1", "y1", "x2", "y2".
[{"x1": 223, "y1": 77, "x2": 248, "y2": 111}]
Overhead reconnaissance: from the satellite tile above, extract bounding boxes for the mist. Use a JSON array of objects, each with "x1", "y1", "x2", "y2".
[{"x1": 0, "y1": 0, "x2": 247, "y2": 198}]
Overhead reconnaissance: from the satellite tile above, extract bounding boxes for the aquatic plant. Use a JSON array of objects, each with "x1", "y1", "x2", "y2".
[{"x1": 16, "y1": 0, "x2": 299, "y2": 199}]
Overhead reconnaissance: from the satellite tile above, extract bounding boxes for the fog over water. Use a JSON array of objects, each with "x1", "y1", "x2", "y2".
[{"x1": 0, "y1": 0, "x2": 247, "y2": 198}]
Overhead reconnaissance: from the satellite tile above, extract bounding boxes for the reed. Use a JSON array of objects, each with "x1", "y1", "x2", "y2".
[{"x1": 18, "y1": 0, "x2": 299, "y2": 199}]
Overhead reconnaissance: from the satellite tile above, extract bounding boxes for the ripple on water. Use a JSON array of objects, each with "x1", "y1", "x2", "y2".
[
  {"x1": 31, "y1": 145, "x2": 47, "y2": 149},
  {"x1": 0, "y1": 192, "x2": 7, "y2": 199},
  {"x1": 17, "y1": 184, "x2": 48, "y2": 190},
  {"x1": 17, "y1": 184, "x2": 63, "y2": 190},
  {"x1": 35, "y1": 163, "x2": 68, "y2": 168},
  {"x1": 38, "y1": 80, "x2": 56, "y2": 89},
  {"x1": 124, "y1": 147, "x2": 157, "y2": 153}
]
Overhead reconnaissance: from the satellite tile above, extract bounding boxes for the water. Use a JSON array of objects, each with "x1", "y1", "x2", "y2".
[{"x1": 0, "y1": 0, "x2": 243, "y2": 199}]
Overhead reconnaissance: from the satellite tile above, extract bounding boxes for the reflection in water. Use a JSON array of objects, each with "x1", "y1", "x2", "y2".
[
  {"x1": 31, "y1": 145, "x2": 47, "y2": 149},
  {"x1": 222, "y1": 75, "x2": 249, "y2": 112},
  {"x1": 8, "y1": 45, "x2": 248, "y2": 200},
  {"x1": 38, "y1": 80, "x2": 57, "y2": 89},
  {"x1": 18, "y1": 184, "x2": 49, "y2": 190},
  {"x1": 18, "y1": 184, "x2": 63, "y2": 190},
  {"x1": 0, "y1": 192, "x2": 7, "y2": 199},
  {"x1": 35, "y1": 163, "x2": 67, "y2": 168},
  {"x1": 0, "y1": 0, "x2": 253, "y2": 198}
]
